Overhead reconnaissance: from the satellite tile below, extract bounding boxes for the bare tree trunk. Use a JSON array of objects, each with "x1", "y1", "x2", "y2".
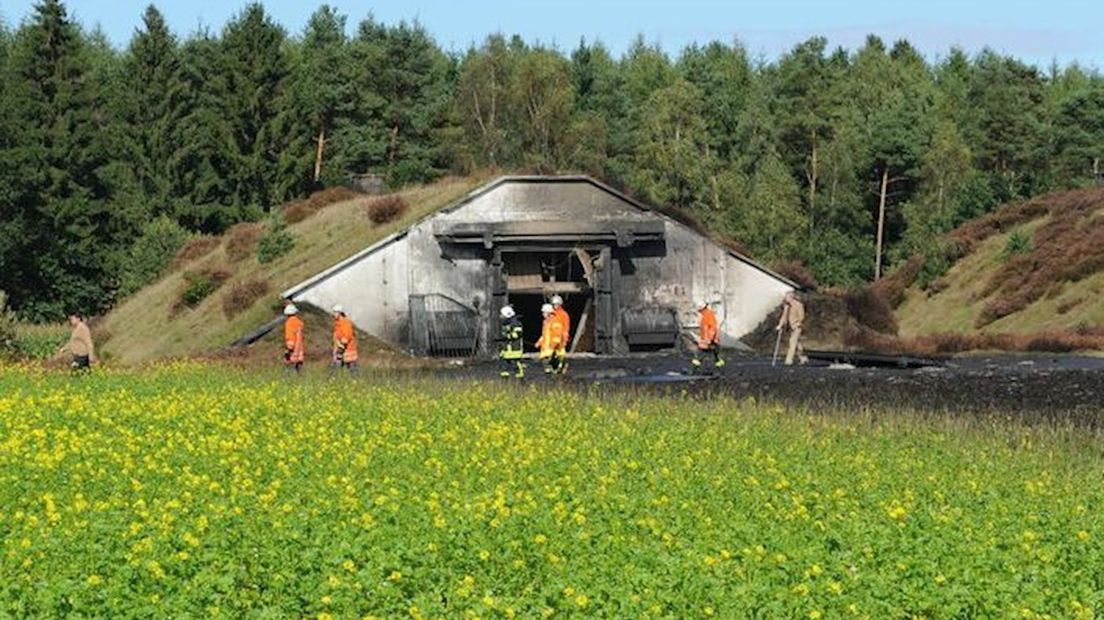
[
  {"x1": 1094, "y1": 157, "x2": 1100, "y2": 186},
  {"x1": 388, "y1": 125, "x2": 399, "y2": 164},
  {"x1": 808, "y1": 135, "x2": 818, "y2": 230},
  {"x1": 875, "y1": 167, "x2": 889, "y2": 281},
  {"x1": 313, "y1": 126, "x2": 326, "y2": 183}
]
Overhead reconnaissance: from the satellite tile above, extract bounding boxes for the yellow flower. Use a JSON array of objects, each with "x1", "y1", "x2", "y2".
[
  {"x1": 342, "y1": 560, "x2": 356, "y2": 572},
  {"x1": 86, "y1": 574, "x2": 102, "y2": 586},
  {"x1": 146, "y1": 560, "x2": 166, "y2": 579},
  {"x1": 389, "y1": 571, "x2": 403, "y2": 581},
  {"x1": 575, "y1": 594, "x2": 589, "y2": 608},
  {"x1": 808, "y1": 611, "x2": 822, "y2": 619}
]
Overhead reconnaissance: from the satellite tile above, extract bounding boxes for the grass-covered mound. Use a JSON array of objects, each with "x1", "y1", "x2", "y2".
[
  {"x1": 97, "y1": 176, "x2": 487, "y2": 364},
  {"x1": 895, "y1": 186, "x2": 1104, "y2": 338}
]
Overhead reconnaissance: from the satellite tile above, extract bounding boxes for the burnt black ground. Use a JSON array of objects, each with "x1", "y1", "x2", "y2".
[{"x1": 458, "y1": 352, "x2": 1104, "y2": 423}]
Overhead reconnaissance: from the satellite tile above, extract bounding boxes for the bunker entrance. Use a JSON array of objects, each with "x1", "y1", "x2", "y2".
[{"x1": 502, "y1": 251, "x2": 597, "y2": 353}]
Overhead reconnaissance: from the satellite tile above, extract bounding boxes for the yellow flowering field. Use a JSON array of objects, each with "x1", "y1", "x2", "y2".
[{"x1": 1, "y1": 364, "x2": 1102, "y2": 618}]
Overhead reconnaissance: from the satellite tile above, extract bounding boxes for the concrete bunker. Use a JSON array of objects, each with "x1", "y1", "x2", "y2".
[{"x1": 283, "y1": 176, "x2": 796, "y2": 358}]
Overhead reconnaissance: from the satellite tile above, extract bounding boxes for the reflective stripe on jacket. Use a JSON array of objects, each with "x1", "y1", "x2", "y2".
[{"x1": 500, "y1": 317, "x2": 524, "y2": 360}]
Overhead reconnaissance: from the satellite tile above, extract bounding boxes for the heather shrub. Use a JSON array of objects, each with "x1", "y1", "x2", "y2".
[
  {"x1": 221, "y1": 279, "x2": 270, "y2": 318},
  {"x1": 176, "y1": 265, "x2": 232, "y2": 312},
  {"x1": 364, "y1": 194, "x2": 408, "y2": 225},
  {"x1": 224, "y1": 223, "x2": 263, "y2": 262}
]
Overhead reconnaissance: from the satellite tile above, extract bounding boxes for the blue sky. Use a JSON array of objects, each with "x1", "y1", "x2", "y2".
[{"x1": 1, "y1": 0, "x2": 1101, "y2": 68}]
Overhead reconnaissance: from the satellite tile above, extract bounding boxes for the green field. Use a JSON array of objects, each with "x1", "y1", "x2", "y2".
[{"x1": 1, "y1": 365, "x2": 1101, "y2": 618}]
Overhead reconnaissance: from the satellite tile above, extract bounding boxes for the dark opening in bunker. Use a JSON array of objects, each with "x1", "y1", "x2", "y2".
[{"x1": 503, "y1": 250, "x2": 595, "y2": 353}]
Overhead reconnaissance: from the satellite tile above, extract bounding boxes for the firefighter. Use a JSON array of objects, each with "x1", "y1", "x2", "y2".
[
  {"x1": 550, "y1": 294, "x2": 571, "y2": 344},
  {"x1": 283, "y1": 304, "x2": 305, "y2": 372},
  {"x1": 331, "y1": 304, "x2": 358, "y2": 372},
  {"x1": 691, "y1": 299, "x2": 725, "y2": 374},
  {"x1": 550, "y1": 295, "x2": 570, "y2": 374},
  {"x1": 498, "y1": 305, "x2": 525, "y2": 379},
  {"x1": 776, "y1": 291, "x2": 808, "y2": 366},
  {"x1": 536, "y1": 303, "x2": 566, "y2": 375}
]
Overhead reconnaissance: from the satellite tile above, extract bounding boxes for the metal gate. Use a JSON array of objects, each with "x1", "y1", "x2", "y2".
[{"x1": 409, "y1": 294, "x2": 480, "y2": 357}]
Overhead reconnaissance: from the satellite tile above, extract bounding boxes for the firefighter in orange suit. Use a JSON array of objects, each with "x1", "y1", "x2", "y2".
[
  {"x1": 536, "y1": 303, "x2": 566, "y2": 375},
  {"x1": 283, "y1": 304, "x2": 305, "y2": 372},
  {"x1": 331, "y1": 304, "x2": 359, "y2": 371},
  {"x1": 691, "y1": 299, "x2": 725, "y2": 374},
  {"x1": 550, "y1": 294, "x2": 570, "y2": 373}
]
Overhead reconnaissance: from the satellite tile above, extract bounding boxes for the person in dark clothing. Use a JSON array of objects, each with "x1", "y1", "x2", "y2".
[{"x1": 499, "y1": 305, "x2": 525, "y2": 379}]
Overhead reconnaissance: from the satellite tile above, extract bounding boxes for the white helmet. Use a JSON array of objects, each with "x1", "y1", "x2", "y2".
[
  {"x1": 283, "y1": 303, "x2": 298, "y2": 316},
  {"x1": 697, "y1": 299, "x2": 709, "y2": 309},
  {"x1": 332, "y1": 304, "x2": 344, "y2": 314},
  {"x1": 499, "y1": 305, "x2": 515, "y2": 319},
  {"x1": 550, "y1": 294, "x2": 564, "y2": 306},
  {"x1": 541, "y1": 303, "x2": 554, "y2": 316}
]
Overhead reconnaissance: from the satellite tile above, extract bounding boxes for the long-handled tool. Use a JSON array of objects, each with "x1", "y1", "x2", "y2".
[{"x1": 772, "y1": 328, "x2": 783, "y2": 367}]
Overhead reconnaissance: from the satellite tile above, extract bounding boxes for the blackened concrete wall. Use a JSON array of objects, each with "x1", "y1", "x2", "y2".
[{"x1": 283, "y1": 177, "x2": 794, "y2": 355}]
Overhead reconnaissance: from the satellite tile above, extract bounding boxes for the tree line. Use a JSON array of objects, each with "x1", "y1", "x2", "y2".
[{"x1": 1, "y1": 0, "x2": 1102, "y2": 319}]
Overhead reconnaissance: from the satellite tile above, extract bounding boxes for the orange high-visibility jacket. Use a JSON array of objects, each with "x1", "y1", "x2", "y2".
[
  {"x1": 333, "y1": 316, "x2": 358, "y2": 362},
  {"x1": 284, "y1": 315, "x2": 305, "y2": 363},
  {"x1": 537, "y1": 314, "x2": 565, "y2": 359},
  {"x1": 553, "y1": 306, "x2": 571, "y2": 351},
  {"x1": 699, "y1": 307, "x2": 719, "y2": 350}
]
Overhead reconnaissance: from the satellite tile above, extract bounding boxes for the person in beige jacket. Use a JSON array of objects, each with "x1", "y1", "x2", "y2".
[
  {"x1": 61, "y1": 313, "x2": 95, "y2": 370},
  {"x1": 776, "y1": 292, "x2": 808, "y2": 366}
]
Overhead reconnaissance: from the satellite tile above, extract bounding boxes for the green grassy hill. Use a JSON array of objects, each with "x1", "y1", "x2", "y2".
[
  {"x1": 98, "y1": 175, "x2": 487, "y2": 364},
  {"x1": 895, "y1": 186, "x2": 1104, "y2": 339}
]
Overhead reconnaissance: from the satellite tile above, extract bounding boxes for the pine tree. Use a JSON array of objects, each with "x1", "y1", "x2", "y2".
[
  {"x1": 0, "y1": 0, "x2": 139, "y2": 317},
  {"x1": 219, "y1": 3, "x2": 291, "y2": 209},
  {"x1": 281, "y1": 5, "x2": 352, "y2": 190},
  {"x1": 1053, "y1": 80, "x2": 1104, "y2": 186},
  {"x1": 374, "y1": 20, "x2": 453, "y2": 184},
  {"x1": 774, "y1": 37, "x2": 848, "y2": 229},
  {"x1": 968, "y1": 51, "x2": 1051, "y2": 201},
  {"x1": 122, "y1": 5, "x2": 185, "y2": 212},
  {"x1": 569, "y1": 40, "x2": 622, "y2": 175},
  {"x1": 172, "y1": 31, "x2": 239, "y2": 231},
  {"x1": 338, "y1": 18, "x2": 453, "y2": 184}
]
